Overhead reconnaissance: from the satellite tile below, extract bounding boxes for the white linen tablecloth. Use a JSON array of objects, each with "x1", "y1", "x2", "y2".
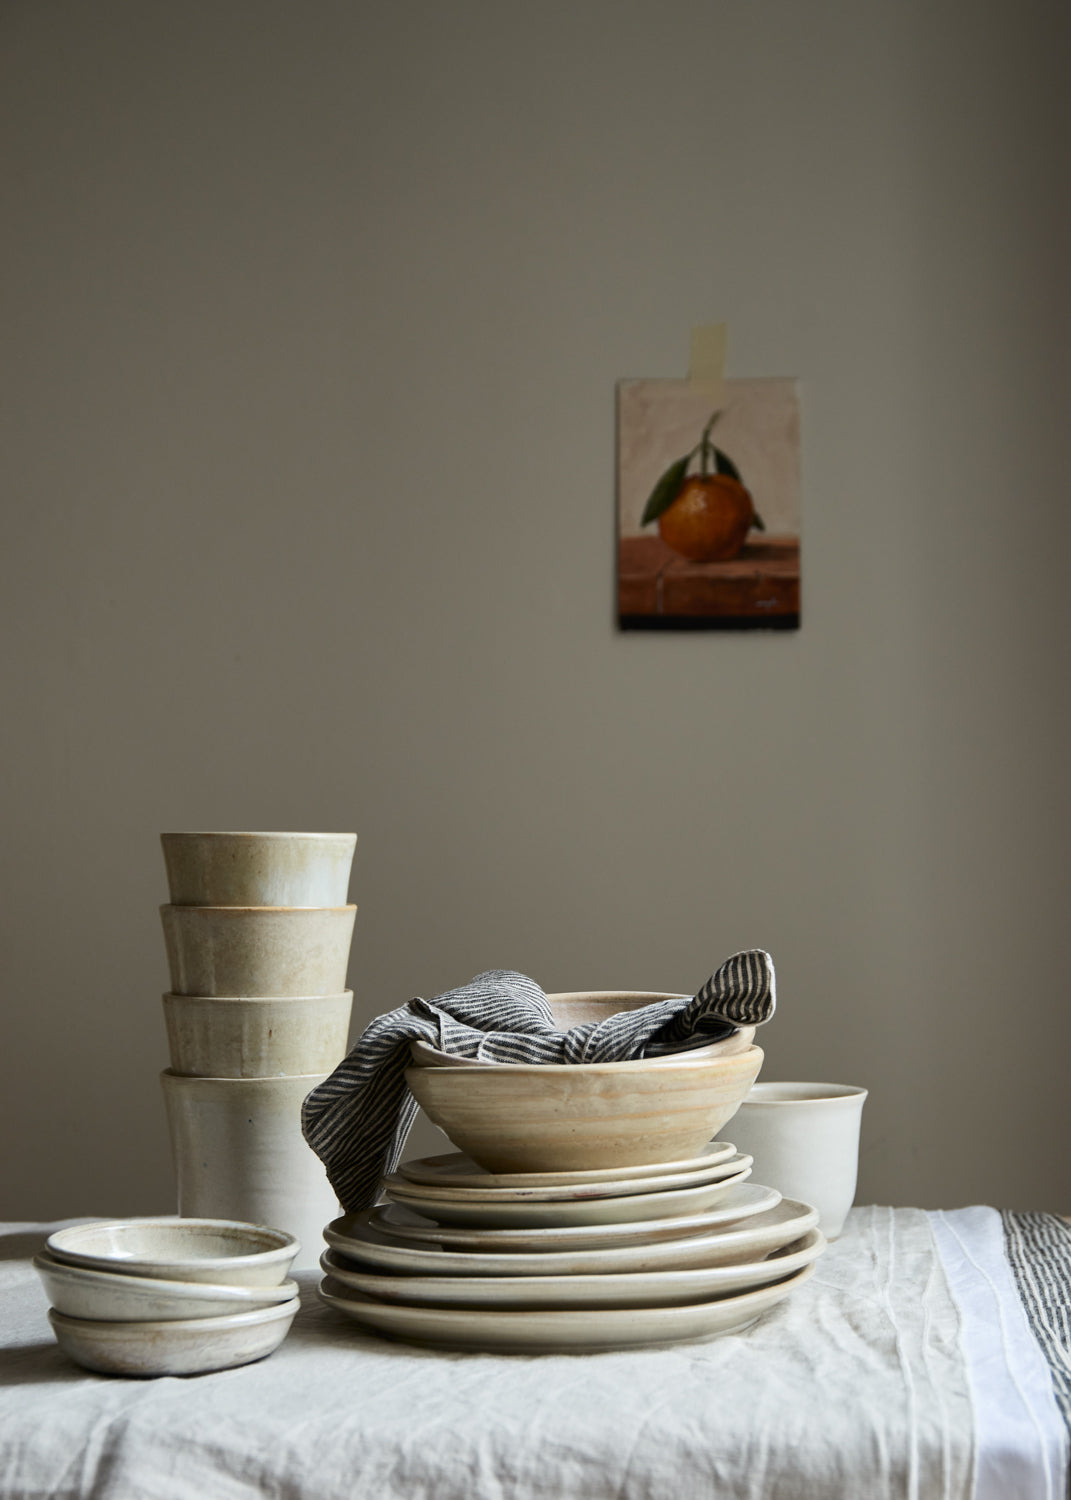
[{"x1": 0, "y1": 1207, "x2": 1064, "y2": 1500}]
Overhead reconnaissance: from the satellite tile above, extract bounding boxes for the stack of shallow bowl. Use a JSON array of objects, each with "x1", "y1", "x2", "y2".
[
  {"x1": 35, "y1": 1218, "x2": 300, "y2": 1376},
  {"x1": 159, "y1": 832, "x2": 357, "y2": 1270},
  {"x1": 319, "y1": 992, "x2": 826, "y2": 1352}
]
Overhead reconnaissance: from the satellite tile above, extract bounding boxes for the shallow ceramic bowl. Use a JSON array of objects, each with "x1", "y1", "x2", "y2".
[
  {"x1": 410, "y1": 992, "x2": 755, "y2": 1068},
  {"x1": 33, "y1": 1250, "x2": 299, "y2": 1321},
  {"x1": 45, "y1": 1219, "x2": 300, "y2": 1287},
  {"x1": 49, "y1": 1298, "x2": 300, "y2": 1376},
  {"x1": 162, "y1": 991, "x2": 353, "y2": 1077},
  {"x1": 160, "y1": 905, "x2": 356, "y2": 996},
  {"x1": 161, "y1": 831, "x2": 357, "y2": 908},
  {"x1": 405, "y1": 1045, "x2": 763, "y2": 1173}
]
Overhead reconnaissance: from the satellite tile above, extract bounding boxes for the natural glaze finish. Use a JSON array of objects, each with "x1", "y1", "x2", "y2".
[
  {"x1": 161, "y1": 831, "x2": 357, "y2": 908},
  {"x1": 33, "y1": 1251, "x2": 298, "y2": 1321},
  {"x1": 160, "y1": 905, "x2": 356, "y2": 997},
  {"x1": 319, "y1": 1228, "x2": 825, "y2": 1311},
  {"x1": 368, "y1": 1183, "x2": 781, "y2": 1252},
  {"x1": 49, "y1": 1298, "x2": 300, "y2": 1376},
  {"x1": 382, "y1": 1163, "x2": 752, "y2": 1228},
  {"x1": 159, "y1": 1072, "x2": 339, "y2": 1271},
  {"x1": 729, "y1": 1082, "x2": 868, "y2": 1240},
  {"x1": 396, "y1": 1142, "x2": 738, "y2": 1190},
  {"x1": 405, "y1": 1044, "x2": 763, "y2": 1173},
  {"x1": 45, "y1": 1218, "x2": 299, "y2": 1287},
  {"x1": 317, "y1": 1263, "x2": 815, "y2": 1352},
  {"x1": 325, "y1": 1196, "x2": 818, "y2": 1278},
  {"x1": 390, "y1": 1147, "x2": 745, "y2": 1202},
  {"x1": 162, "y1": 991, "x2": 353, "y2": 1078}
]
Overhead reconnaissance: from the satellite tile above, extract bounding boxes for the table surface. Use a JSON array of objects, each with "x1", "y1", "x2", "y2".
[{"x1": 0, "y1": 1207, "x2": 1066, "y2": 1500}]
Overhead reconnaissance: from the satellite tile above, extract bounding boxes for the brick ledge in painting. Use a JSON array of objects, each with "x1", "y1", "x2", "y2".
[{"x1": 618, "y1": 535, "x2": 800, "y2": 630}]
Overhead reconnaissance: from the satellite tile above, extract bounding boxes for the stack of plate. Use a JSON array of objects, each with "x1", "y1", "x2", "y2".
[{"x1": 318, "y1": 1144, "x2": 825, "y2": 1352}]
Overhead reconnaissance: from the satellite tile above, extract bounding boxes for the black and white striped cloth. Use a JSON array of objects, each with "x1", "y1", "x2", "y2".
[
  {"x1": 302, "y1": 950, "x2": 775, "y2": 1213},
  {"x1": 1001, "y1": 1210, "x2": 1071, "y2": 1437}
]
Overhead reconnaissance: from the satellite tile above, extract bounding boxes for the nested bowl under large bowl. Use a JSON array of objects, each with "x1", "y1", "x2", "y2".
[
  {"x1": 409, "y1": 992, "x2": 756, "y2": 1069},
  {"x1": 405, "y1": 1045, "x2": 763, "y2": 1173},
  {"x1": 45, "y1": 1218, "x2": 299, "y2": 1287},
  {"x1": 160, "y1": 905, "x2": 356, "y2": 996},
  {"x1": 163, "y1": 991, "x2": 353, "y2": 1077},
  {"x1": 161, "y1": 831, "x2": 356, "y2": 908}
]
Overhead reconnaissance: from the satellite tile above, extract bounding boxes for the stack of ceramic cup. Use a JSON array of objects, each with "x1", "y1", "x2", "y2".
[{"x1": 158, "y1": 832, "x2": 357, "y2": 1271}]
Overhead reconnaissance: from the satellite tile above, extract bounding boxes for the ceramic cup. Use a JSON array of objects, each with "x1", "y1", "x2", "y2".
[
  {"x1": 162, "y1": 992, "x2": 353, "y2": 1078},
  {"x1": 727, "y1": 1082, "x2": 867, "y2": 1239},
  {"x1": 160, "y1": 905, "x2": 356, "y2": 997},
  {"x1": 160, "y1": 1071, "x2": 339, "y2": 1271},
  {"x1": 161, "y1": 832, "x2": 357, "y2": 908}
]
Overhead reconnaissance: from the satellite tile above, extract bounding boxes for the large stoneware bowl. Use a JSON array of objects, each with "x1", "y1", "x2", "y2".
[{"x1": 404, "y1": 1045, "x2": 764, "y2": 1173}]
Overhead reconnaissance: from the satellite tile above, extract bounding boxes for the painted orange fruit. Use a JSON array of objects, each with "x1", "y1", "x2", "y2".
[{"x1": 657, "y1": 474, "x2": 756, "y2": 562}]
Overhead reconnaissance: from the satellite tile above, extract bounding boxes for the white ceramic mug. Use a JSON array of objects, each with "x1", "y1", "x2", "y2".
[
  {"x1": 160, "y1": 1071, "x2": 340, "y2": 1271},
  {"x1": 727, "y1": 1082, "x2": 867, "y2": 1239},
  {"x1": 160, "y1": 905, "x2": 356, "y2": 996},
  {"x1": 161, "y1": 832, "x2": 357, "y2": 908},
  {"x1": 162, "y1": 991, "x2": 353, "y2": 1078}
]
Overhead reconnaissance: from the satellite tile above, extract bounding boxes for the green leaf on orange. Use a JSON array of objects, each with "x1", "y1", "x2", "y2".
[
  {"x1": 640, "y1": 454, "x2": 690, "y2": 526},
  {"x1": 713, "y1": 447, "x2": 743, "y2": 484}
]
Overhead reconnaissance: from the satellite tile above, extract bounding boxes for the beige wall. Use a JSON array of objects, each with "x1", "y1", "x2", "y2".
[{"x1": 2, "y1": 0, "x2": 1068, "y2": 1220}]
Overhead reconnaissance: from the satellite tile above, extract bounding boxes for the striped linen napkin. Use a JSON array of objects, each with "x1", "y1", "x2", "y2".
[{"x1": 302, "y1": 950, "x2": 775, "y2": 1213}]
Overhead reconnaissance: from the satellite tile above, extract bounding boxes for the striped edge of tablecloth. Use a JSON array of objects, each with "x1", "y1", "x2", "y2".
[{"x1": 1002, "y1": 1212, "x2": 1071, "y2": 1442}]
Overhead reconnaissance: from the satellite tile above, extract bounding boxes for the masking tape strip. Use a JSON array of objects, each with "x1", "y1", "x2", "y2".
[{"x1": 688, "y1": 323, "x2": 728, "y2": 406}]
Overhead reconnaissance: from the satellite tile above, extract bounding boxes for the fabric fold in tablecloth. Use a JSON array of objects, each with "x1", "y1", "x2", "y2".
[
  {"x1": 301, "y1": 951, "x2": 775, "y2": 1213},
  {"x1": 0, "y1": 1207, "x2": 988, "y2": 1500}
]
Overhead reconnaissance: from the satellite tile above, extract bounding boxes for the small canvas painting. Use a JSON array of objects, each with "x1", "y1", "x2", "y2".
[{"x1": 617, "y1": 378, "x2": 801, "y2": 630}]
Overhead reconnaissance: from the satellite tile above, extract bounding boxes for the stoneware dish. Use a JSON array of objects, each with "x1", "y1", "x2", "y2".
[
  {"x1": 404, "y1": 1044, "x2": 763, "y2": 1173},
  {"x1": 319, "y1": 1227, "x2": 825, "y2": 1311},
  {"x1": 33, "y1": 1251, "x2": 299, "y2": 1321},
  {"x1": 389, "y1": 1146, "x2": 744, "y2": 1201},
  {"x1": 161, "y1": 831, "x2": 357, "y2": 908},
  {"x1": 728, "y1": 1081, "x2": 868, "y2": 1240},
  {"x1": 49, "y1": 1298, "x2": 301, "y2": 1376},
  {"x1": 396, "y1": 1142, "x2": 738, "y2": 1190},
  {"x1": 325, "y1": 1196, "x2": 817, "y2": 1278},
  {"x1": 160, "y1": 905, "x2": 357, "y2": 997},
  {"x1": 317, "y1": 1263, "x2": 815, "y2": 1353},
  {"x1": 162, "y1": 991, "x2": 353, "y2": 1078},
  {"x1": 159, "y1": 1072, "x2": 339, "y2": 1271},
  {"x1": 380, "y1": 1159, "x2": 752, "y2": 1226},
  {"x1": 367, "y1": 1183, "x2": 781, "y2": 1252},
  {"x1": 45, "y1": 1219, "x2": 299, "y2": 1287}
]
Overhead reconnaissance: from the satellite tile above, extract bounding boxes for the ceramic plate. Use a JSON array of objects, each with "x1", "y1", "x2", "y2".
[
  {"x1": 326, "y1": 1197, "x2": 816, "y2": 1278},
  {"x1": 385, "y1": 1150, "x2": 748, "y2": 1204},
  {"x1": 381, "y1": 1167, "x2": 753, "y2": 1229},
  {"x1": 366, "y1": 1180, "x2": 779, "y2": 1251},
  {"x1": 397, "y1": 1141, "x2": 738, "y2": 1190},
  {"x1": 318, "y1": 1262, "x2": 815, "y2": 1352},
  {"x1": 320, "y1": 1228, "x2": 825, "y2": 1311}
]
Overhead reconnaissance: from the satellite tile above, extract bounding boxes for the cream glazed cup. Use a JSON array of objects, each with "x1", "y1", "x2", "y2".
[
  {"x1": 160, "y1": 904, "x2": 356, "y2": 997},
  {"x1": 162, "y1": 991, "x2": 353, "y2": 1078},
  {"x1": 160, "y1": 1072, "x2": 340, "y2": 1271},
  {"x1": 727, "y1": 1082, "x2": 868, "y2": 1239},
  {"x1": 161, "y1": 832, "x2": 357, "y2": 908}
]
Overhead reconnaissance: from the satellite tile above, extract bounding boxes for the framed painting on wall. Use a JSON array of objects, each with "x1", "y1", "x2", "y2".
[{"x1": 617, "y1": 378, "x2": 801, "y2": 630}]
